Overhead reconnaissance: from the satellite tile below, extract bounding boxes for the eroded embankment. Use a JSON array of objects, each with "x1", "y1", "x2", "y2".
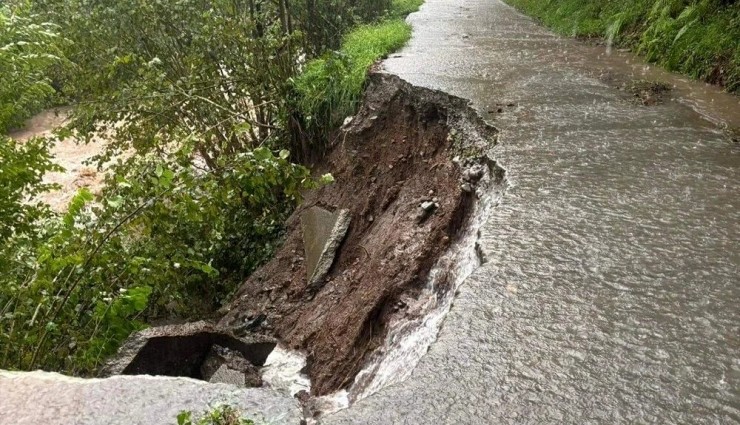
[{"x1": 219, "y1": 72, "x2": 503, "y2": 398}]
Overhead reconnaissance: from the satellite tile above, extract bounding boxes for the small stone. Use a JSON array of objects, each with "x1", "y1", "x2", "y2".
[
  {"x1": 461, "y1": 33, "x2": 470, "y2": 39},
  {"x1": 428, "y1": 190, "x2": 434, "y2": 196},
  {"x1": 463, "y1": 166, "x2": 485, "y2": 182},
  {"x1": 461, "y1": 183, "x2": 473, "y2": 192},
  {"x1": 432, "y1": 197, "x2": 439, "y2": 203},
  {"x1": 421, "y1": 201, "x2": 436, "y2": 211},
  {"x1": 367, "y1": 215, "x2": 374, "y2": 223},
  {"x1": 342, "y1": 116, "x2": 353, "y2": 127}
]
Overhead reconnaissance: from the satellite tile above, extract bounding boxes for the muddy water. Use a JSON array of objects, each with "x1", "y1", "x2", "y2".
[{"x1": 326, "y1": 0, "x2": 740, "y2": 423}]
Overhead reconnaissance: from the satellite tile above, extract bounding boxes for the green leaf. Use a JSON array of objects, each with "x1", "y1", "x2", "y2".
[
  {"x1": 320, "y1": 173, "x2": 335, "y2": 185},
  {"x1": 106, "y1": 195, "x2": 124, "y2": 209}
]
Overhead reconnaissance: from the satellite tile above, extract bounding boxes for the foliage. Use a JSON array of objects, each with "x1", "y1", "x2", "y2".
[
  {"x1": 1, "y1": 0, "x2": 419, "y2": 375},
  {"x1": 292, "y1": 17, "x2": 414, "y2": 150},
  {"x1": 389, "y1": 0, "x2": 425, "y2": 18},
  {"x1": 504, "y1": 0, "x2": 740, "y2": 93},
  {"x1": 0, "y1": 146, "x2": 315, "y2": 373},
  {"x1": 177, "y1": 406, "x2": 255, "y2": 425},
  {"x1": 0, "y1": 2, "x2": 68, "y2": 133},
  {"x1": 31, "y1": 0, "x2": 396, "y2": 162},
  {"x1": 0, "y1": 136, "x2": 60, "y2": 248}
]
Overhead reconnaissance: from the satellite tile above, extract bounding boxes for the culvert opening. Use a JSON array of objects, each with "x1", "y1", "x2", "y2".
[{"x1": 103, "y1": 321, "x2": 276, "y2": 386}]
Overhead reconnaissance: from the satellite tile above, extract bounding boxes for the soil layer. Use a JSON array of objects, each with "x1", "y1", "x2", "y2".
[{"x1": 219, "y1": 72, "x2": 499, "y2": 396}]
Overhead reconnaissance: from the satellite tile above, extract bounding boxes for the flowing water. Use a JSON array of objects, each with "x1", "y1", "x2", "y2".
[{"x1": 326, "y1": 0, "x2": 740, "y2": 423}]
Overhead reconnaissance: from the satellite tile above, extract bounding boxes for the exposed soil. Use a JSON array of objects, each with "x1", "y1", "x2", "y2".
[{"x1": 219, "y1": 72, "x2": 499, "y2": 396}]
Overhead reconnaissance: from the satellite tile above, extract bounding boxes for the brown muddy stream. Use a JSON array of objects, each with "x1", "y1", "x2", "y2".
[{"x1": 326, "y1": 0, "x2": 740, "y2": 423}]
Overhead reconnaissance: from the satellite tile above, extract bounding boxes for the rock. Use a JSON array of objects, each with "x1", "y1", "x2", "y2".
[
  {"x1": 462, "y1": 165, "x2": 485, "y2": 183},
  {"x1": 301, "y1": 207, "x2": 351, "y2": 288},
  {"x1": 416, "y1": 201, "x2": 439, "y2": 224},
  {"x1": 201, "y1": 345, "x2": 262, "y2": 387},
  {"x1": 461, "y1": 183, "x2": 473, "y2": 193},
  {"x1": 102, "y1": 321, "x2": 275, "y2": 379},
  {"x1": 461, "y1": 33, "x2": 470, "y2": 39},
  {"x1": 421, "y1": 201, "x2": 436, "y2": 211},
  {"x1": 0, "y1": 371, "x2": 302, "y2": 425}
]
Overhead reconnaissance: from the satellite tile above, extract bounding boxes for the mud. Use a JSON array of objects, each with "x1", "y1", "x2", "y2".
[{"x1": 219, "y1": 72, "x2": 499, "y2": 397}]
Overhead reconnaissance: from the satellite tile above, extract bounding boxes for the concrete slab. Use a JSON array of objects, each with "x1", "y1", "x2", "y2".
[
  {"x1": 301, "y1": 207, "x2": 351, "y2": 286},
  {"x1": 0, "y1": 371, "x2": 301, "y2": 425}
]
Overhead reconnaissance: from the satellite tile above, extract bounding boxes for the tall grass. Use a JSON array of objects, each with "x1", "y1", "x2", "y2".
[
  {"x1": 504, "y1": 0, "x2": 740, "y2": 94},
  {"x1": 292, "y1": 0, "x2": 422, "y2": 151}
]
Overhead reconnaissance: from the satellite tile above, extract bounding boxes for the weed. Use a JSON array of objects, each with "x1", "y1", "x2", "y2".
[{"x1": 177, "y1": 405, "x2": 254, "y2": 425}]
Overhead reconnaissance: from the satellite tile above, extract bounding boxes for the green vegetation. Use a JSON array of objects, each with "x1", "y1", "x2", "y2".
[
  {"x1": 294, "y1": 18, "x2": 414, "y2": 146},
  {"x1": 504, "y1": 0, "x2": 740, "y2": 93},
  {"x1": 177, "y1": 406, "x2": 254, "y2": 425},
  {"x1": 0, "y1": 0, "x2": 420, "y2": 374}
]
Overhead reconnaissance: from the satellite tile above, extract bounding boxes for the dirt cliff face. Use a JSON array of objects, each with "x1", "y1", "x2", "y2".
[{"x1": 219, "y1": 72, "x2": 499, "y2": 396}]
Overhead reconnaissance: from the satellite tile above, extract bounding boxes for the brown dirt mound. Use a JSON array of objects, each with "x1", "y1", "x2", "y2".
[{"x1": 219, "y1": 72, "x2": 499, "y2": 396}]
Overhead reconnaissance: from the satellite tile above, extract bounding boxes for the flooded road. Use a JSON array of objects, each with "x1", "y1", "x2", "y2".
[{"x1": 326, "y1": 0, "x2": 740, "y2": 423}]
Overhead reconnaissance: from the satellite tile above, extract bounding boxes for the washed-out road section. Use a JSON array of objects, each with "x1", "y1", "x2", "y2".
[{"x1": 327, "y1": 0, "x2": 739, "y2": 423}]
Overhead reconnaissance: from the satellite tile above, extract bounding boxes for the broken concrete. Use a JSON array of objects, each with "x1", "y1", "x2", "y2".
[
  {"x1": 0, "y1": 371, "x2": 301, "y2": 425},
  {"x1": 102, "y1": 321, "x2": 275, "y2": 380},
  {"x1": 201, "y1": 345, "x2": 262, "y2": 387},
  {"x1": 301, "y1": 207, "x2": 351, "y2": 288}
]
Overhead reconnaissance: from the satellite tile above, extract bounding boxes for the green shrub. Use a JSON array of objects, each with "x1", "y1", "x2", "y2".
[
  {"x1": 0, "y1": 145, "x2": 317, "y2": 373},
  {"x1": 0, "y1": 2, "x2": 69, "y2": 133},
  {"x1": 0, "y1": 0, "x2": 417, "y2": 376},
  {"x1": 293, "y1": 19, "x2": 413, "y2": 147},
  {"x1": 177, "y1": 405, "x2": 254, "y2": 425}
]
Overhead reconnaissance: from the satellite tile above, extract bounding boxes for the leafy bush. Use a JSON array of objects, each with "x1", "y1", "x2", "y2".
[
  {"x1": 0, "y1": 146, "x2": 317, "y2": 373},
  {"x1": 0, "y1": 0, "x2": 416, "y2": 376},
  {"x1": 293, "y1": 18, "x2": 413, "y2": 149},
  {"x1": 0, "y1": 2, "x2": 68, "y2": 133},
  {"x1": 504, "y1": 0, "x2": 740, "y2": 93},
  {"x1": 177, "y1": 405, "x2": 254, "y2": 425}
]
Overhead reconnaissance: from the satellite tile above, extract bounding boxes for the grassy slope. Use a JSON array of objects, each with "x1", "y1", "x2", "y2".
[
  {"x1": 294, "y1": 0, "x2": 424, "y2": 132},
  {"x1": 504, "y1": 0, "x2": 740, "y2": 94}
]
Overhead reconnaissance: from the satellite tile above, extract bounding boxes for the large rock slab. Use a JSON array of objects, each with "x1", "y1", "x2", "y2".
[
  {"x1": 300, "y1": 207, "x2": 351, "y2": 286},
  {"x1": 0, "y1": 371, "x2": 302, "y2": 425}
]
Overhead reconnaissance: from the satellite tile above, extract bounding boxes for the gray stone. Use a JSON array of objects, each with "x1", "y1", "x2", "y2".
[
  {"x1": 102, "y1": 321, "x2": 275, "y2": 379},
  {"x1": 420, "y1": 201, "x2": 436, "y2": 211},
  {"x1": 301, "y1": 207, "x2": 351, "y2": 287},
  {"x1": 201, "y1": 345, "x2": 262, "y2": 387},
  {"x1": 0, "y1": 371, "x2": 302, "y2": 425}
]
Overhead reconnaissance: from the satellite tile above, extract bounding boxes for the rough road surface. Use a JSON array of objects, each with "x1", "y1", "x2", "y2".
[
  {"x1": 327, "y1": 0, "x2": 740, "y2": 423},
  {"x1": 0, "y1": 371, "x2": 301, "y2": 425}
]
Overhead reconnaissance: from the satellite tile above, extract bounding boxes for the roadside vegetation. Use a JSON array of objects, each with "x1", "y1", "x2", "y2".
[
  {"x1": 504, "y1": 0, "x2": 740, "y2": 94},
  {"x1": 0, "y1": 0, "x2": 422, "y2": 374},
  {"x1": 177, "y1": 405, "x2": 254, "y2": 425}
]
